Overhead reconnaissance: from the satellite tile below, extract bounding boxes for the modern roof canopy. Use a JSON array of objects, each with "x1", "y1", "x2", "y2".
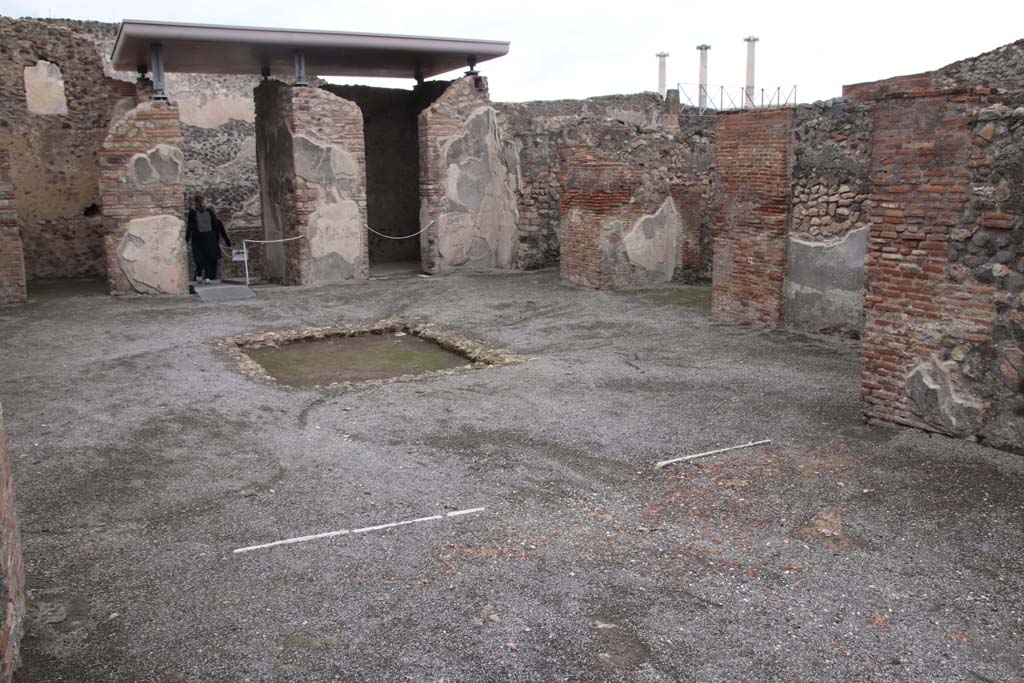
[{"x1": 111, "y1": 20, "x2": 510, "y2": 79}]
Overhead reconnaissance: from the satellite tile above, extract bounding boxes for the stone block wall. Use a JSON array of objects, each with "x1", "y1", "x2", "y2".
[
  {"x1": 860, "y1": 90, "x2": 1023, "y2": 454},
  {"x1": 98, "y1": 101, "x2": 188, "y2": 295},
  {"x1": 418, "y1": 76, "x2": 520, "y2": 273},
  {"x1": 0, "y1": 150, "x2": 25, "y2": 304},
  {"x1": 783, "y1": 100, "x2": 874, "y2": 335},
  {"x1": 254, "y1": 82, "x2": 368, "y2": 285},
  {"x1": 558, "y1": 121, "x2": 712, "y2": 289},
  {"x1": 711, "y1": 108, "x2": 794, "y2": 325},
  {"x1": 0, "y1": 398, "x2": 25, "y2": 682}
]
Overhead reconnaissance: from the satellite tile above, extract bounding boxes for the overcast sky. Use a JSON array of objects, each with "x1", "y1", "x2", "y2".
[{"x1": 4, "y1": 0, "x2": 1023, "y2": 104}]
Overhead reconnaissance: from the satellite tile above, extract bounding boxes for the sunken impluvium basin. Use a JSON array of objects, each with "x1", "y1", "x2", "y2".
[{"x1": 218, "y1": 319, "x2": 528, "y2": 389}]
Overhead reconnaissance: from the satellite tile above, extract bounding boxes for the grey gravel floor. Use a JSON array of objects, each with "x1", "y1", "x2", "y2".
[{"x1": 1, "y1": 269, "x2": 1021, "y2": 682}]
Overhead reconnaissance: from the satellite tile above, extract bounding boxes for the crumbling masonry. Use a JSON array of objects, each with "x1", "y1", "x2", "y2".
[
  {"x1": 0, "y1": 22, "x2": 1022, "y2": 676},
  {"x1": 0, "y1": 18, "x2": 1019, "y2": 450}
]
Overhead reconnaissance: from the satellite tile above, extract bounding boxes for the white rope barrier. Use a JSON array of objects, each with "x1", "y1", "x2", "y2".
[
  {"x1": 238, "y1": 235, "x2": 308, "y2": 286},
  {"x1": 241, "y1": 235, "x2": 307, "y2": 245},
  {"x1": 363, "y1": 220, "x2": 435, "y2": 241}
]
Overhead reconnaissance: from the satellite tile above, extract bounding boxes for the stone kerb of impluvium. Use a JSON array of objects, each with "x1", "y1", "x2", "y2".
[{"x1": 216, "y1": 319, "x2": 531, "y2": 390}]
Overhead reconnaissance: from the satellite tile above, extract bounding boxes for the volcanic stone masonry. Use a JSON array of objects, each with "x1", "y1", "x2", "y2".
[
  {"x1": 418, "y1": 76, "x2": 521, "y2": 274},
  {"x1": 856, "y1": 88, "x2": 1023, "y2": 454},
  {"x1": 255, "y1": 82, "x2": 369, "y2": 286},
  {"x1": 784, "y1": 100, "x2": 874, "y2": 336},
  {"x1": 496, "y1": 93, "x2": 681, "y2": 271},
  {"x1": 0, "y1": 398, "x2": 25, "y2": 683},
  {"x1": 98, "y1": 100, "x2": 188, "y2": 295},
  {"x1": 0, "y1": 17, "x2": 261, "y2": 284},
  {"x1": 0, "y1": 150, "x2": 25, "y2": 304},
  {"x1": 558, "y1": 119, "x2": 715, "y2": 289},
  {"x1": 0, "y1": 17, "x2": 137, "y2": 282}
]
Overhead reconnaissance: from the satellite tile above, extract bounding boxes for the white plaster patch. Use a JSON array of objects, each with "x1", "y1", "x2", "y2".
[
  {"x1": 293, "y1": 134, "x2": 358, "y2": 186},
  {"x1": 308, "y1": 200, "x2": 363, "y2": 264},
  {"x1": 436, "y1": 107, "x2": 520, "y2": 270},
  {"x1": 128, "y1": 145, "x2": 184, "y2": 186},
  {"x1": 117, "y1": 215, "x2": 187, "y2": 295},
  {"x1": 175, "y1": 93, "x2": 255, "y2": 128},
  {"x1": 623, "y1": 197, "x2": 681, "y2": 281},
  {"x1": 23, "y1": 60, "x2": 68, "y2": 116}
]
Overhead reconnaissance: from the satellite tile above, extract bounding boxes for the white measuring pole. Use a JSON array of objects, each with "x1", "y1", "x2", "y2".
[
  {"x1": 243, "y1": 242, "x2": 250, "y2": 286},
  {"x1": 655, "y1": 439, "x2": 771, "y2": 469},
  {"x1": 233, "y1": 506, "x2": 486, "y2": 554}
]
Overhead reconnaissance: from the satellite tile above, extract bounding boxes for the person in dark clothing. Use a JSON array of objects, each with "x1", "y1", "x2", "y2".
[{"x1": 186, "y1": 194, "x2": 231, "y2": 282}]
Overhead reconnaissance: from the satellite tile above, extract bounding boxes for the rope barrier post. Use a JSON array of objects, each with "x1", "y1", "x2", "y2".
[{"x1": 243, "y1": 241, "x2": 250, "y2": 287}]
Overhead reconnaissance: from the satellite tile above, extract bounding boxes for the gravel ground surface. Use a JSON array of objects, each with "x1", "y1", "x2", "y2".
[{"x1": 1, "y1": 270, "x2": 1021, "y2": 682}]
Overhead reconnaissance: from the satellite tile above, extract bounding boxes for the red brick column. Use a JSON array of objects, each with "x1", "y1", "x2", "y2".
[
  {"x1": 672, "y1": 180, "x2": 706, "y2": 281},
  {"x1": 861, "y1": 93, "x2": 998, "y2": 434},
  {"x1": 0, "y1": 398, "x2": 25, "y2": 682},
  {"x1": 558, "y1": 149, "x2": 644, "y2": 289},
  {"x1": 711, "y1": 108, "x2": 794, "y2": 325},
  {"x1": 99, "y1": 101, "x2": 186, "y2": 295},
  {"x1": 0, "y1": 150, "x2": 25, "y2": 304}
]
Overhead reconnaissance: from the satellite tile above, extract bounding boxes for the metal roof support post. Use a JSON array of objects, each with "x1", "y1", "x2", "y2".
[
  {"x1": 150, "y1": 43, "x2": 167, "y2": 100},
  {"x1": 294, "y1": 51, "x2": 308, "y2": 86}
]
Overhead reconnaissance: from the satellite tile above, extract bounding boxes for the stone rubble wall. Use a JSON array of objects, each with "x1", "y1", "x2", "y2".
[
  {"x1": 936, "y1": 39, "x2": 1024, "y2": 94},
  {"x1": 558, "y1": 121, "x2": 714, "y2": 289},
  {"x1": 495, "y1": 93, "x2": 707, "y2": 272},
  {"x1": 783, "y1": 100, "x2": 875, "y2": 335},
  {"x1": 0, "y1": 398, "x2": 25, "y2": 683},
  {"x1": 860, "y1": 89, "x2": 1023, "y2": 455},
  {"x1": 98, "y1": 101, "x2": 187, "y2": 295},
  {"x1": 711, "y1": 108, "x2": 795, "y2": 325},
  {"x1": 0, "y1": 150, "x2": 25, "y2": 304},
  {"x1": 0, "y1": 17, "x2": 263, "y2": 282},
  {"x1": 418, "y1": 77, "x2": 520, "y2": 274},
  {"x1": 254, "y1": 82, "x2": 368, "y2": 285},
  {"x1": 0, "y1": 17, "x2": 136, "y2": 281}
]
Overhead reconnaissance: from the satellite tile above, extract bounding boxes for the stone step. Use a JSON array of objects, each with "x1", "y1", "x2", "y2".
[{"x1": 190, "y1": 282, "x2": 255, "y2": 302}]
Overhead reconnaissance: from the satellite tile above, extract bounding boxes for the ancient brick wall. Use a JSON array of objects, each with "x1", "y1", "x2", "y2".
[
  {"x1": 860, "y1": 91, "x2": 1023, "y2": 454},
  {"x1": 711, "y1": 108, "x2": 794, "y2": 324},
  {"x1": 254, "y1": 82, "x2": 368, "y2": 285},
  {"x1": 783, "y1": 100, "x2": 874, "y2": 335},
  {"x1": 0, "y1": 398, "x2": 25, "y2": 682},
  {"x1": 49, "y1": 19, "x2": 264, "y2": 281},
  {"x1": 0, "y1": 17, "x2": 134, "y2": 281},
  {"x1": 558, "y1": 121, "x2": 714, "y2": 289},
  {"x1": 496, "y1": 93, "x2": 692, "y2": 271},
  {"x1": 0, "y1": 149, "x2": 26, "y2": 305},
  {"x1": 418, "y1": 76, "x2": 520, "y2": 274},
  {"x1": 0, "y1": 17, "x2": 264, "y2": 283},
  {"x1": 99, "y1": 101, "x2": 188, "y2": 294}
]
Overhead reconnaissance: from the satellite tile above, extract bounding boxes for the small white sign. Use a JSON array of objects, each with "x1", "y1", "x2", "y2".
[{"x1": 231, "y1": 248, "x2": 247, "y2": 262}]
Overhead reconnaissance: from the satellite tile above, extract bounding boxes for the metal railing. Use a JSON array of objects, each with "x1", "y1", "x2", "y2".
[{"x1": 677, "y1": 83, "x2": 797, "y2": 115}]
